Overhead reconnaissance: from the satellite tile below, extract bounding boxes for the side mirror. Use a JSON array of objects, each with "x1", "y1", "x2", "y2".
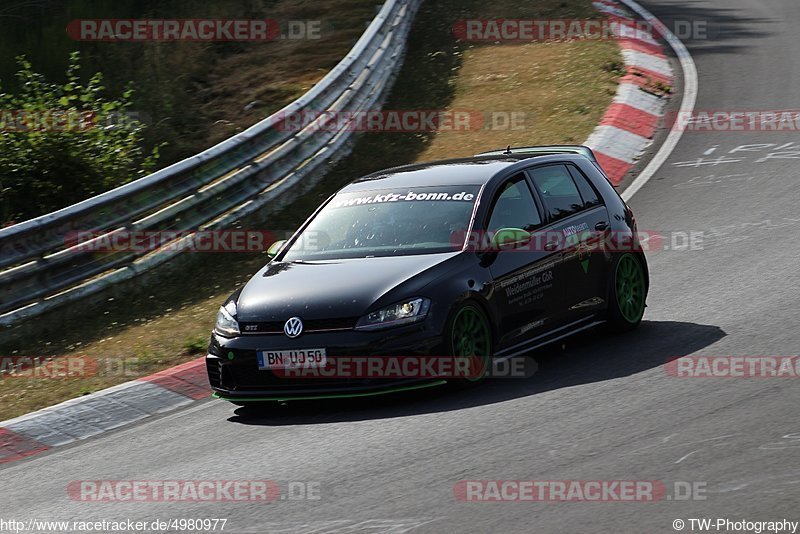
[
  {"x1": 266, "y1": 239, "x2": 287, "y2": 259},
  {"x1": 491, "y1": 228, "x2": 532, "y2": 251}
]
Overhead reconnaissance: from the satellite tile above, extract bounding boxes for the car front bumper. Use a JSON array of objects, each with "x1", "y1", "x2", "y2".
[{"x1": 206, "y1": 320, "x2": 449, "y2": 401}]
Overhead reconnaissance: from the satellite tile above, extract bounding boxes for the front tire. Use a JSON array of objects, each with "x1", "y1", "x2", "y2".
[
  {"x1": 606, "y1": 253, "x2": 647, "y2": 332},
  {"x1": 447, "y1": 303, "x2": 493, "y2": 388}
]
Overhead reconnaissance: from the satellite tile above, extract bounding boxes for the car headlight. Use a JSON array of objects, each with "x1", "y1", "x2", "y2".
[
  {"x1": 215, "y1": 302, "x2": 240, "y2": 337},
  {"x1": 355, "y1": 297, "x2": 431, "y2": 331}
]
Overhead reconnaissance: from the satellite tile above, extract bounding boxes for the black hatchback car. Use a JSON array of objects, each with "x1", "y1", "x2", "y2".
[{"x1": 207, "y1": 145, "x2": 649, "y2": 404}]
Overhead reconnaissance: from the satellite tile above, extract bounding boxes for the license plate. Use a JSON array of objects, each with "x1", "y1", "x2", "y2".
[{"x1": 257, "y1": 348, "x2": 327, "y2": 370}]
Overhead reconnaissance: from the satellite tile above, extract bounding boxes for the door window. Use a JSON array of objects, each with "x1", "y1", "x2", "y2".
[
  {"x1": 529, "y1": 165, "x2": 584, "y2": 222},
  {"x1": 486, "y1": 175, "x2": 542, "y2": 233},
  {"x1": 567, "y1": 165, "x2": 602, "y2": 208}
]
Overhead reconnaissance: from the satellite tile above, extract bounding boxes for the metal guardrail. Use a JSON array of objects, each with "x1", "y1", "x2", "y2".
[{"x1": 0, "y1": 0, "x2": 421, "y2": 326}]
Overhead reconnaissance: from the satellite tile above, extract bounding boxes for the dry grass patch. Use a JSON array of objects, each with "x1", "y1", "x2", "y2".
[{"x1": 419, "y1": 40, "x2": 622, "y2": 161}]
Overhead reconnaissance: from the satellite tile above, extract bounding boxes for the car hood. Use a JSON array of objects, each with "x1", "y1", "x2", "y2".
[{"x1": 236, "y1": 253, "x2": 460, "y2": 322}]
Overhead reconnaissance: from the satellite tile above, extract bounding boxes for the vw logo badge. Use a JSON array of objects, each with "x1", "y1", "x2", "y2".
[{"x1": 284, "y1": 317, "x2": 304, "y2": 338}]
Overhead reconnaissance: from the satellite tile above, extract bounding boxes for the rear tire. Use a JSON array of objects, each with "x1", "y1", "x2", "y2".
[
  {"x1": 446, "y1": 303, "x2": 493, "y2": 389},
  {"x1": 606, "y1": 253, "x2": 647, "y2": 332}
]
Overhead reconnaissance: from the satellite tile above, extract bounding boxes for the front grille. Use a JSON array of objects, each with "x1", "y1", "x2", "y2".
[
  {"x1": 206, "y1": 358, "x2": 222, "y2": 388},
  {"x1": 239, "y1": 317, "x2": 357, "y2": 335}
]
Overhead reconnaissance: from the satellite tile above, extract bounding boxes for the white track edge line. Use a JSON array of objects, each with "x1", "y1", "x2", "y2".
[{"x1": 616, "y1": 0, "x2": 698, "y2": 201}]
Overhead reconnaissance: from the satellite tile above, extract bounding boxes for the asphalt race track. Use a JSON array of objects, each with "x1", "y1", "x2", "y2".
[{"x1": 3, "y1": 1, "x2": 800, "y2": 532}]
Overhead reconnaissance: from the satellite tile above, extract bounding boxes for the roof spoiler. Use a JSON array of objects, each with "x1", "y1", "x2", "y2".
[{"x1": 475, "y1": 145, "x2": 599, "y2": 163}]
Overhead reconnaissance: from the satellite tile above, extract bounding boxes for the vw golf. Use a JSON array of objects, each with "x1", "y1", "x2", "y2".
[{"x1": 206, "y1": 146, "x2": 649, "y2": 404}]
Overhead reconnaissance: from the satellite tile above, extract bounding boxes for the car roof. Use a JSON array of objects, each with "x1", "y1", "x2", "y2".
[{"x1": 339, "y1": 153, "x2": 590, "y2": 193}]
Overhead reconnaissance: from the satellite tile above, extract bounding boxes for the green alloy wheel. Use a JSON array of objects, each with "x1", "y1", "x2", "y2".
[
  {"x1": 608, "y1": 253, "x2": 646, "y2": 330},
  {"x1": 450, "y1": 304, "x2": 493, "y2": 385}
]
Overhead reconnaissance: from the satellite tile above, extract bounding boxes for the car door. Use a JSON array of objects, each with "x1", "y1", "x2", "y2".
[
  {"x1": 483, "y1": 174, "x2": 563, "y2": 351},
  {"x1": 527, "y1": 163, "x2": 611, "y2": 321}
]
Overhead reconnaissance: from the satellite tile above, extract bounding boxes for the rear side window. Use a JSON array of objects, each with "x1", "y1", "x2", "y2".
[
  {"x1": 529, "y1": 165, "x2": 583, "y2": 222},
  {"x1": 486, "y1": 175, "x2": 542, "y2": 233},
  {"x1": 568, "y1": 165, "x2": 602, "y2": 208}
]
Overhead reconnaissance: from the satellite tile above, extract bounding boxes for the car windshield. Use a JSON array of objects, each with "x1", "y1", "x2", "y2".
[{"x1": 282, "y1": 186, "x2": 480, "y2": 260}]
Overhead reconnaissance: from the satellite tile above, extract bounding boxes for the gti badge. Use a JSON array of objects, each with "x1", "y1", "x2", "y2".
[{"x1": 284, "y1": 317, "x2": 304, "y2": 338}]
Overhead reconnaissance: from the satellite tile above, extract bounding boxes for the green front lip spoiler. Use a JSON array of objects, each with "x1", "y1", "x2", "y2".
[{"x1": 212, "y1": 379, "x2": 448, "y2": 402}]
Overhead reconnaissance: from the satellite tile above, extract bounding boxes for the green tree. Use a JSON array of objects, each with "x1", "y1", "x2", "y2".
[{"x1": 0, "y1": 52, "x2": 161, "y2": 225}]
